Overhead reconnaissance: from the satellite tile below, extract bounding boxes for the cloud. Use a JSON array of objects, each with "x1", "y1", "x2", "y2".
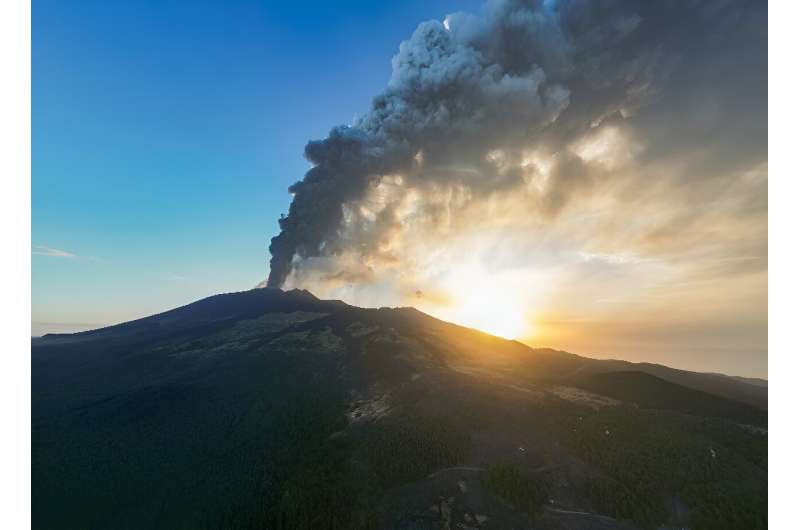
[
  {"x1": 578, "y1": 252, "x2": 651, "y2": 266},
  {"x1": 32, "y1": 246, "x2": 77, "y2": 258},
  {"x1": 267, "y1": 0, "x2": 766, "y2": 290},
  {"x1": 260, "y1": 0, "x2": 766, "y2": 375},
  {"x1": 32, "y1": 245, "x2": 102, "y2": 262}
]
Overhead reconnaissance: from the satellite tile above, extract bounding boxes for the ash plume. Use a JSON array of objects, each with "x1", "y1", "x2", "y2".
[{"x1": 267, "y1": 0, "x2": 766, "y2": 288}]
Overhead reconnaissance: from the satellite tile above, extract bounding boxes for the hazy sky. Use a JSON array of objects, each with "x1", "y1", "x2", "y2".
[{"x1": 33, "y1": 0, "x2": 766, "y2": 378}]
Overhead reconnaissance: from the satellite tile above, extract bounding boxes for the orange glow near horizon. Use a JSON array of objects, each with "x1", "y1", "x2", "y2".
[
  {"x1": 415, "y1": 262, "x2": 539, "y2": 340},
  {"x1": 441, "y1": 289, "x2": 529, "y2": 340}
]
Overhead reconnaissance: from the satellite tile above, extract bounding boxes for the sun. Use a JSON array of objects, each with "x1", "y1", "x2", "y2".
[
  {"x1": 445, "y1": 289, "x2": 526, "y2": 339},
  {"x1": 424, "y1": 262, "x2": 535, "y2": 340}
]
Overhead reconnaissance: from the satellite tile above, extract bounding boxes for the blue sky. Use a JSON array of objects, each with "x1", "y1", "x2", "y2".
[{"x1": 32, "y1": 0, "x2": 479, "y2": 332}]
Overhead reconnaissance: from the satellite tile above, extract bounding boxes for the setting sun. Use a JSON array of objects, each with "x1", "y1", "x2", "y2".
[
  {"x1": 446, "y1": 288, "x2": 528, "y2": 339},
  {"x1": 418, "y1": 262, "x2": 537, "y2": 340}
]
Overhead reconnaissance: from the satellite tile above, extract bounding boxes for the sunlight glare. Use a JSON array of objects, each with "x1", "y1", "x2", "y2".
[{"x1": 431, "y1": 262, "x2": 533, "y2": 340}]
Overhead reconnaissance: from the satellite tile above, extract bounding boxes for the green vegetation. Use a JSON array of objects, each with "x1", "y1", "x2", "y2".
[
  {"x1": 359, "y1": 414, "x2": 471, "y2": 489},
  {"x1": 482, "y1": 464, "x2": 548, "y2": 517},
  {"x1": 533, "y1": 399, "x2": 767, "y2": 528},
  {"x1": 32, "y1": 318, "x2": 351, "y2": 530},
  {"x1": 578, "y1": 474, "x2": 663, "y2": 526},
  {"x1": 263, "y1": 395, "x2": 357, "y2": 530}
]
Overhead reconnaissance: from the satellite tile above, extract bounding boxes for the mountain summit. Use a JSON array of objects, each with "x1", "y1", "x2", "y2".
[{"x1": 32, "y1": 289, "x2": 767, "y2": 530}]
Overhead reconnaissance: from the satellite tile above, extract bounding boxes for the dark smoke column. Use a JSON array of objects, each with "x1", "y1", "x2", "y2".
[
  {"x1": 266, "y1": 229, "x2": 290, "y2": 287},
  {"x1": 266, "y1": 126, "x2": 403, "y2": 287},
  {"x1": 264, "y1": 0, "x2": 576, "y2": 287}
]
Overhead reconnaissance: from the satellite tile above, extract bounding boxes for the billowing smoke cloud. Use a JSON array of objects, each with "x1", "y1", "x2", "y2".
[{"x1": 267, "y1": 0, "x2": 766, "y2": 301}]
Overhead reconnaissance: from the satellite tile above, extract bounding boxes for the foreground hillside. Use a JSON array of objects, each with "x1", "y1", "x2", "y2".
[{"x1": 32, "y1": 289, "x2": 767, "y2": 530}]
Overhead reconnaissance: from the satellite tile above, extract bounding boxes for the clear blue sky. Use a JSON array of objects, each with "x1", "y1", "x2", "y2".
[{"x1": 32, "y1": 0, "x2": 479, "y2": 332}]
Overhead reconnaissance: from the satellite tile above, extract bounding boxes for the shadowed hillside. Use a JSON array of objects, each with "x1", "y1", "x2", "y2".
[
  {"x1": 32, "y1": 289, "x2": 767, "y2": 530},
  {"x1": 571, "y1": 371, "x2": 767, "y2": 426}
]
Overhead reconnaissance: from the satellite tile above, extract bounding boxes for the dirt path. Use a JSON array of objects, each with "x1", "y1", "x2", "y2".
[
  {"x1": 545, "y1": 507, "x2": 619, "y2": 522},
  {"x1": 426, "y1": 466, "x2": 485, "y2": 478}
]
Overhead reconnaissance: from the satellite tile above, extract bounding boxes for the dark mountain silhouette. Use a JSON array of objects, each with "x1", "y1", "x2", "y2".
[
  {"x1": 540, "y1": 353, "x2": 768, "y2": 410},
  {"x1": 34, "y1": 288, "x2": 346, "y2": 345},
  {"x1": 571, "y1": 371, "x2": 766, "y2": 426},
  {"x1": 32, "y1": 289, "x2": 767, "y2": 530}
]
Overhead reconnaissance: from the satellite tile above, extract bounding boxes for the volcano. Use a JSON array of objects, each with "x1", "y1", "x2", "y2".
[{"x1": 32, "y1": 288, "x2": 767, "y2": 529}]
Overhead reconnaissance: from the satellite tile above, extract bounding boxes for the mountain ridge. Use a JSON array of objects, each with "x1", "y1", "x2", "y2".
[
  {"x1": 32, "y1": 288, "x2": 768, "y2": 529},
  {"x1": 35, "y1": 288, "x2": 766, "y2": 408}
]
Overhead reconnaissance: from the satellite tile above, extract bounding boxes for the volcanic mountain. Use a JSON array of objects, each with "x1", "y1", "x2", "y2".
[{"x1": 32, "y1": 288, "x2": 767, "y2": 530}]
